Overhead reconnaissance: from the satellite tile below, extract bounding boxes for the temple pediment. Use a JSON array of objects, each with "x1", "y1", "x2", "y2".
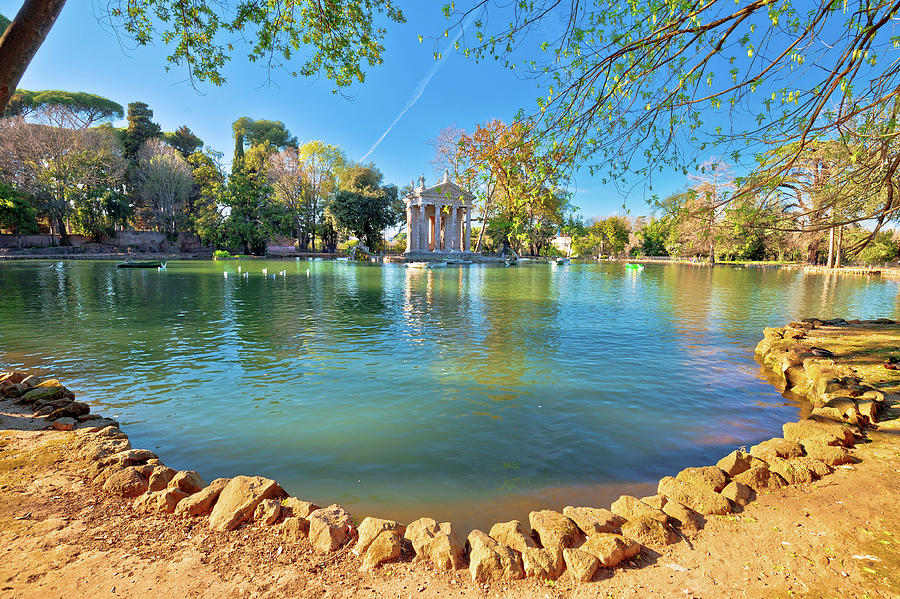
[{"x1": 404, "y1": 173, "x2": 474, "y2": 207}]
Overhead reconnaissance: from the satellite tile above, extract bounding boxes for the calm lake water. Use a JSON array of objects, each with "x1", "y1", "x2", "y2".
[{"x1": 1, "y1": 259, "x2": 898, "y2": 531}]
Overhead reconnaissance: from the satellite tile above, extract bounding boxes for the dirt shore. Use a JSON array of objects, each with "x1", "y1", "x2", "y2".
[{"x1": 1, "y1": 324, "x2": 899, "y2": 598}]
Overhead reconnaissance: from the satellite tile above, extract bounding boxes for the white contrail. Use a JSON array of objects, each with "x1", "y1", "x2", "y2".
[{"x1": 359, "y1": 14, "x2": 476, "y2": 163}]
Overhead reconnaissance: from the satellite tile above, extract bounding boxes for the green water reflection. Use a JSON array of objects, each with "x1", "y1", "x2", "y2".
[{"x1": 1, "y1": 259, "x2": 897, "y2": 531}]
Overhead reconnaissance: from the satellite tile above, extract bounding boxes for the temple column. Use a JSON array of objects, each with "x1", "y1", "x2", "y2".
[
  {"x1": 418, "y1": 204, "x2": 426, "y2": 251},
  {"x1": 433, "y1": 204, "x2": 442, "y2": 252},
  {"x1": 448, "y1": 206, "x2": 458, "y2": 252},
  {"x1": 464, "y1": 206, "x2": 472, "y2": 252},
  {"x1": 406, "y1": 206, "x2": 413, "y2": 252}
]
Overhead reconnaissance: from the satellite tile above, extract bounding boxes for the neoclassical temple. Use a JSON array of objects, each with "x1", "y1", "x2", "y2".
[{"x1": 404, "y1": 172, "x2": 475, "y2": 254}]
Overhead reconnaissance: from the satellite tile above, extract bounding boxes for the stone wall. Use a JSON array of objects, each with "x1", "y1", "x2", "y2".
[{"x1": 0, "y1": 231, "x2": 207, "y2": 252}]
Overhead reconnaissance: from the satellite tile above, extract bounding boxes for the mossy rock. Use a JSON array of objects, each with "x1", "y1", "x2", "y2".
[{"x1": 21, "y1": 386, "x2": 71, "y2": 403}]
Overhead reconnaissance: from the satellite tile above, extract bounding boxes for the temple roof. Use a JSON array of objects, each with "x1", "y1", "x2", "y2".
[{"x1": 404, "y1": 174, "x2": 474, "y2": 207}]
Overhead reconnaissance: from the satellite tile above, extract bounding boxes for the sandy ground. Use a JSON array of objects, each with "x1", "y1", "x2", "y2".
[{"x1": 1, "y1": 328, "x2": 899, "y2": 598}]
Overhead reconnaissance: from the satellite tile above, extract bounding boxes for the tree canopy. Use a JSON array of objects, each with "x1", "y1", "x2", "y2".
[
  {"x1": 3, "y1": 89, "x2": 124, "y2": 127},
  {"x1": 442, "y1": 1, "x2": 900, "y2": 232}
]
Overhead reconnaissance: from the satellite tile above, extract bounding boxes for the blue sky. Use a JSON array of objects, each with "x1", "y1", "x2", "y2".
[{"x1": 1, "y1": 2, "x2": 690, "y2": 220}]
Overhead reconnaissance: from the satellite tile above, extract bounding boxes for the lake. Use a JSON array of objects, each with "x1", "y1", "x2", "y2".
[{"x1": 1, "y1": 259, "x2": 898, "y2": 531}]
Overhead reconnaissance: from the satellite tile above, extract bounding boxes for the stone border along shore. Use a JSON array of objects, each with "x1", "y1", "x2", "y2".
[{"x1": 0, "y1": 317, "x2": 893, "y2": 584}]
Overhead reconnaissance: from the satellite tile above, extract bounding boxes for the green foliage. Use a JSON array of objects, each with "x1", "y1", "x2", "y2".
[
  {"x1": 212, "y1": 249, "x2": 232, "y2": 259},
  {"x1": 68, "y1": 189, "x2": 131, "y2": 239},
  {"x1": 0, "y1": 182, "x2": 39, "y2": 235},
  {"x1": 3, "y1": 89, "x2": 123, "y2": 127},
  {"x1": 327, "y1": 164, "x2": 401, "y2": 248},
  {"x1": 106, "y1": 1, "x2": 405, "y2": 90},
  {"x1": 233, "y1": 117, "x2": 297, "y2": 150},
  {"x1": 638, "y1": 217, "x2": 672, "y2": 256},
  {"x1": 123, "y1": 102, "x2": 162, "y2": 161},
  {"x1": 0, "y1": 13, "x2": 10, "y2": 34},
  {"x1": 572, "y1": 216, "x2": 630, "y2": 257},
  {"x1": 856, "y1": 231, "x2": 898, "y2": 265},
  {"x1": 165, "y1": 126, "x2": 203, "y2": 157},
  {"x1": 220, "y1": 144, "x2": 285, "y2": 254},
  {"x1": 186, "y1": 149, "x2": 226, "y2": 244}
]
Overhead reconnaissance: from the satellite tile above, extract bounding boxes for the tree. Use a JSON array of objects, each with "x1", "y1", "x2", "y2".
[
  {"x1": 327, "y1": 164, "x2": 400, "y2": 248},
  {"x1": 221, "y1": 143, "x2": 283, "y2": 254},
  {"x1": 3, "y1": 89, "x2": 123, "y2": 127},
  {"x1": 132, "y1": 139, "x2": 194, "y2": 234},
  {"x1": 0, "y1": 115, "x2": 126, "y2": 243},
  {"x1": 685, "y1": 159, "x2": 734, "y2": 265},
  {"x1": 186, "y1": 149, "x2": 226, "y2": 245},
  {"x1": 458, "y1": 119, "x2": 572, "y2": 255},
  {"x1": 297, "y1": 141, "x2": 347, "y2": 250},
  {"x1": 0, "y1": 1, "x2": 406, "y2": 113},
  {"x1": 122, "y1": 101, "x2": 161, "y2": 163},
  {"x1": 0, "y1": 180, "x2": 39, "y2": 234},
  {"x1": 233, "y1": 117, "x2": 297, "y2": 153},
  {"x1": 441, "y1": 2, "x2": 900, "y2": 230},
  {"x1": 165, "y1": 126, "x2": 203, "y2": 157}
]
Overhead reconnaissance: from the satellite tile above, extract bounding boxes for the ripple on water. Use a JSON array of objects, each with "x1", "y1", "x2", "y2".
[{"x1": 1, "y1": 259, "x2": 898, "y2": 531}]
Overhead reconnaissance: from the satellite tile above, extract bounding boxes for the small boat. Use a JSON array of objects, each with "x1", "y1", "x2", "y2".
[
  {"x1": 406, "y1": 261, "x2": 447, "y2": 269},
  {"x1": 556, "y1": 257, "x2": 570, "y2": 265},
  {"x1": 504, "y1": 259, "x2": 517, "y2": 267},
  {"x1": 625, "y1": 263, "x2": 644, "y2": 271},
  {"x1": 117, "y1": 260, "x2": 166, "y2": 269}
]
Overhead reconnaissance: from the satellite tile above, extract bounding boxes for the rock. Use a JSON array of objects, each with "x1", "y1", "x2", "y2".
[
  {"x1": 208, "y1": 476, "x2": 287, "y2": 531},
  {"x1": 562, "y1": 506, "x2": 624, "y2": 535},
  {"x1": 405, "y1": 517, "x2": 442, "y2": 549},
  {"x1": 717, "y1": 450, "x2": 761, "y2": 477},
  {"x1": 280, "y1": 516, "x2": 310, "y2": 542},
  {"x1": 281, "y1": 497, "x2": 319, "y2": 518},
  {"x1": 489, "y1": 520, "x2": 536, "y2": 552},
  {"x1": 52, "y1": 417, "x2": 76, "y2": 431},
  {"x1": 360, "y1": 530, "x2": 402, "y2": 571},
  {"x1": 102, "y1": 466, "x2": 149, "y2": 498},
  {"x1": 77, "y1": 413, "x2": 101, "y2": 422},
  {"x1": 521, "y1": 547, "x2": 564, "y2": 580},
  {"x1": 799, "y1": 441, "x2": 853, "y2": 465},
  {"x1": 355, "y1": 517, "x2": 406, "y2": 556},
  {"x1": 404, "y1": 518, "x2": 465, "y2": 570},
  {"x1": 579, "y1": 533, "x2": 641, "y2": 567},
  {"x1": 620, "y1": 515, "x2": 678, "y2": 548},
  {"x1": 168, "y1": 471, "x2": 206, "y2": 495},
  {"x1": 812, "y1": 398, "x2": 861, "y2": 425},
  {"x1": 157, "y1": 488, "x2": 189, "y2": 513},
  {"x1": 857, "y1": 400, "x2": 879, "y2": 423},
  {"x1": 791, "y1": 456, "x2": 833, "y2": 478},
  {"x1": 766, "y1": 456, "x2": 815, "y2": 486},
  {"x1": 308, "y1": 504, "x2": 354, "y2": 553},
  {"x1": 639, "y1": 495, "x2": 666, "y2": 510},
  {"x1": 657, "y1": 477, "x2": 731, "y2": 516},
  {"x1": 662, "y1": 501, "x2": 704, "y2": 535},
  {"x1": 732, "y1": 465, "x2": 788, "y2": 492},
  {"x1": 418, "y1": 530, "x2": 465, "y2": 571},
  {"x1": 750, "y1": 438, "x2": 805, "y2": 461},
  {"x1": 675, "y1": 466, "x2": 730, "y2": 492},
  {"x1": 0, "y1": 371, "x2": 29, "y2": 386},
  {"x1": 783, "y1": 419, "x2": 855, "y2": 447},
  {"x1": 610, "y1": 495, "x2": 668, "y2": 523},
  {"x1": 174, "y1": 478, "x2": 230, "y2": 517},
  {"x1": 109, "y1": 449, "x2": 158, "y2": 467},
  {"x1": 48, "y1": 402, "x2": 90, "y2": 420},
  {"x1": 147, "y1": 466, "x2": 177, "y2": 492},
  {"x1": 74, "y1": 418, "x2": 119, "y2": 433},
  {"x1": 253, "y1": 498, "x2": 282, "y2": 525},
  {"x1": 720, "y1": 481, "x2": 754, "y2": 507},
  {"x1": 562, "y1": 548, "x2": 599, "y2": 582},
  {"x1": 21, "y1": 385, "x2": 73, "y2": 403},
  {"x1": 528, "y1": 510, "x2": 583, "y2": 551},
  {"x1": 466, "y1": 529, "x2": 524, "y2": 582}
]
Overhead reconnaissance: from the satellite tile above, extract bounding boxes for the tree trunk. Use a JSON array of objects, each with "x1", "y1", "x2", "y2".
[
  {"x1": 826, "y1": 226, "x2": 835, "y2": 268},
  {"x1": 55, "y1": 215, "x2": 69, "y2": 245},
  {"x1": 835, "y1": 226, "x2": 843, "y2": 268},
  {"x1": 708, "y1": 236, "x2": 715, "y2": 265},
  {"x1": 0, "y1": 0, "x2": 67, "y2": 112}
]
